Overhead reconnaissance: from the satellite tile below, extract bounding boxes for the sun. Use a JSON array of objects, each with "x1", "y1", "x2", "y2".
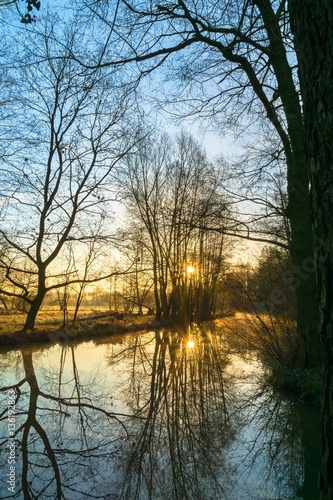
[
  {"x1": 187, "y1": 266, "x2": 195, "y2": 274},
  {"x1": 187, "y1": 340, "x2": 195, "y2": 349}
]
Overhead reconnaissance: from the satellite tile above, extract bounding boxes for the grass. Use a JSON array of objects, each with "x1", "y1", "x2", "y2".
[
  {"x1": 0, "y1": 306, "x2": 129, "y2": 334},
  {"x1": 0, "y1": 306, "x2": 154, "y2": 350}
]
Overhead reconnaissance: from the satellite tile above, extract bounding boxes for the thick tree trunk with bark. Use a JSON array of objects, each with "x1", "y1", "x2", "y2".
[
  {"x1": 255, "y1": 0, "x2": 320, "y2": 367},
  {"x1": 290, "y1": 1, "x2": 333, "y2": 497},
  {"x1": 287, "y1": 181, "x2": 320, "y2": 367}
]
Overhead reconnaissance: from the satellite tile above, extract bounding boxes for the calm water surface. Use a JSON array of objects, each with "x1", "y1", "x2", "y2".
[{"x1": 0, "y1": 326, "x2": 320, "y2": 499}]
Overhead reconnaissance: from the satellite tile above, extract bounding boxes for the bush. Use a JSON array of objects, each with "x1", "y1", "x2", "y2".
[{"x1": 269, "y1": 365, "x2": 322, "y2": 404}]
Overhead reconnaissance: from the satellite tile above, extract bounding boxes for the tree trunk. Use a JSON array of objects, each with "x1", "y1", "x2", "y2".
[
  {"x1": 152, "y1": 260, "x2": 162, "y2": 321},
  {"x1": 287, "y1": 182, "x2": 320, "y2": 367},
  {"x1": 252, "y1": 0, "x2": 321, "y2": 367},
  {"x1": 23, "y1": 290, "x2": 46, "y2": 331},
  {"x1": 0, "y1": 297, "x2": 8, "y2": 309},
  {"x1": 274, "y1": 49, "x2": 321, "y2": 367},
  {"x1": 23, "y1": 268, "x2": 47, "y2": 331},
  {"x1": 289, "y1": 1, "x2": 333, "y2": 496}
]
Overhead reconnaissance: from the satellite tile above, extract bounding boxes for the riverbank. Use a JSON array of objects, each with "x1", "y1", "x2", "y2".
[
  {"x1": 0, "y1": 312, "x2": 158, "y2": 351},
  {"x1": 0, "y1": 311, "x2": 322, "y2": 405},
  {"x1": 0, "y1": 312, "x2": 242, "y2": 353}
]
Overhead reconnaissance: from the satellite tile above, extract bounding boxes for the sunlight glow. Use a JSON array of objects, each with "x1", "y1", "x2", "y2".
[
  {"x1": 187, "y1": 340, "x2": 195, "y2": 349},
  {"x1": 187, "y1": 266, "x2": 195, "y2": 274}
]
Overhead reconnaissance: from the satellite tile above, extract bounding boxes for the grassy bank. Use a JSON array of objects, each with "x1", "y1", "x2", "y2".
[{"x1": 0, "y1": 309, "x2": 155, "y2": 351}]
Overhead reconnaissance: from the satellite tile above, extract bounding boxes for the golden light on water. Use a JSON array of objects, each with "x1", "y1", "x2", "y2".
[
  {"x1": 187, "y1": 340, "x2": 195, "y2": 349},
  {"x1": 187, "y1": 266, "x2": 195, "y2": 274}
]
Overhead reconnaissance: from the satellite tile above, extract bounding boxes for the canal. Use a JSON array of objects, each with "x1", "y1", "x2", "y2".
[{"x1": 0, "y1": 325, "x2": 320, "y2": 499}]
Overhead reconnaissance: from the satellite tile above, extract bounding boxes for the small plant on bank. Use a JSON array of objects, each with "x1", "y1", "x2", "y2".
[{"x1": 268, "y1": 364, "x2": 322, "y2": 404}]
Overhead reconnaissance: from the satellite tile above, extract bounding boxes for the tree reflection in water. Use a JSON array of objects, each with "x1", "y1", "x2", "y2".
[
  {"x1": 0, "y1": 326, "x2": 320, "y2": 499},
  {"x1": 0, "y1": 345, "x2": 135, "y2": 498},
  {"x1": 114, "y1": 326, "x2": 232, "y2": 499}
]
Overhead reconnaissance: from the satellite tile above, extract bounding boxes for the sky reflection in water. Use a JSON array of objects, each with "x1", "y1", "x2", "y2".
[{"x1": 0, "y1": 326, "x2": 320, "y2": 499}]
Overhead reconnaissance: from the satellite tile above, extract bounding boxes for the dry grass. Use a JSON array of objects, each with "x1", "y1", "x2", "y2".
[
  {"x1": 0, "y1": 311, "x2": 27, "y2": 334},
  {"x1": 0, "y1": 307, "x2": 156, "y2": 352},
  {"x1": 0, "y1": 306, "x2": 154, "y2": 338},
  {"x1": 0, "y1": 306, "x2": 112, "y2": 335}
]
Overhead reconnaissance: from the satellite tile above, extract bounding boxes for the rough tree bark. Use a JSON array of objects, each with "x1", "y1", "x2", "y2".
[{"x1": 289, "y1": 0, "x2": 333, "y2": 497}]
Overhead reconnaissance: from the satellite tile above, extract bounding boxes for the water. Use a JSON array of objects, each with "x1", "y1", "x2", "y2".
[{"x1": 0, "y1": 325, "x2": 320, "y2": 499}]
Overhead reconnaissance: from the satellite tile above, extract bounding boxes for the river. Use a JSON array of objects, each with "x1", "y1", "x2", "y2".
[{"x1": 0, "y1": 325, "x2": 320, "y2": 499}]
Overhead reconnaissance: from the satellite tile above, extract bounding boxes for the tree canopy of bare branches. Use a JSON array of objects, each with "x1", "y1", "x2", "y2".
[
  {"x1": 66, "y1": 0, "x2": 318, "y2": 367},
  {"x1": 119, "y1": 132, "x2": 232, "y2": 323},
  {"x1": 0, "y1": 15, "x2": 141, "y2": 330}
]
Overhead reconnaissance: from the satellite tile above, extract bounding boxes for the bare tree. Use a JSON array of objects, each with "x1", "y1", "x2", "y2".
[
  {"x1": 75, "y1": 0, "x2": 319, "y2": 366},
  {"x1": 120, "y1": 132, "x2": 232, "y2": 324},
  {"x1": 0, "y1": 16, "x2": 139, "y2": 331}
]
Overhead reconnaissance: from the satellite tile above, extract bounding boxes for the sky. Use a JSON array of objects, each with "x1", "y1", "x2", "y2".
[{"x1": 2, "y1": 0, "x2": 266, "y2": 270}]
